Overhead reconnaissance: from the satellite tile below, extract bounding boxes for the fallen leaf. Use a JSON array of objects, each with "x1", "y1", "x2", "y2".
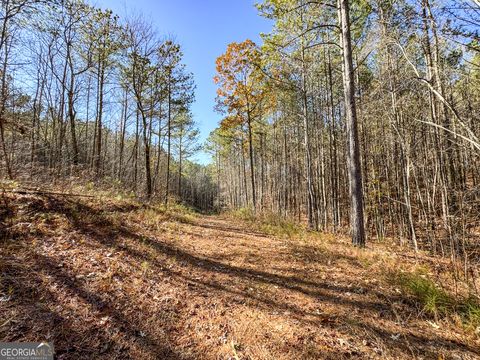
[
  {"x1": 427, "y1": 321, "x2": 440, "y2": 329},
  {"x1": 390, "y1": 334, "x2": 400, "y2": 341}
]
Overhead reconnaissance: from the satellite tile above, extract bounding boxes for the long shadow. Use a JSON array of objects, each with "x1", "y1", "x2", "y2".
[
  {"x1": 190, "y1": 218, "x2": 371, "y2": 271},
  {"x1": 8, "y1": 194, "x2": 479, "y2": 358},
  {"x1": 191, "y1": 219, "x2": 272, "y2": 239},
  {"x1": 1, "y1": 248, "x2": 185, "y2": 359},
  {"x1": 1, "y1": 260, "x2": 120, "y2": 358},
  {"x1": 155, "y1": 267, "x2": 457, "y2": 359},
  {"x1": 35, "y1": 253, "x2": 184, "y2": 360},
  {"x1": 76, "y1": 213, "x2": 479, "y2": 357}
]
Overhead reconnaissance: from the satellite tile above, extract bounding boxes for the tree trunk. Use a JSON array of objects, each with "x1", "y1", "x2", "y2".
[
  {"x1": 95, "y1": 60, "x2": 105, "y2": 175},
  {"x1": 141, "y1": 111, "x2": 152, "y2": 197},
  {"x1": 165, "y1": 78, "x2": 172, "y2": 205},
  {"x1": 246, "y1": 108, "x2": 256, "y2": 210},
  {"x1": 338, "y1": 0, "x2": 366, "y2": 247},
  {"x1": 68, "y1": 76, "x2": 79, "y2": 166}
]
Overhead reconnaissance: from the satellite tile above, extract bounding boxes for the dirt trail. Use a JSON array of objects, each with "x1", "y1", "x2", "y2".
[{"x1": 0, "y1": 194, "x2": 478, "y2": 359}]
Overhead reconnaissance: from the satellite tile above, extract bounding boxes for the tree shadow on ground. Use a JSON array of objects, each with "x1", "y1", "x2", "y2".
[
  {"x1": 2, "y1": 194, "x2": 478, "y2": 359},
  {"x1": 1, "y1": 250, "x2": 185, "y2": 359},
  {"x1": 191, "y1": 219, "x2": 272, "y2": 239}
]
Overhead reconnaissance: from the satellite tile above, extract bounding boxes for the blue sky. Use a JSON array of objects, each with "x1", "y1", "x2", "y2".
[{"x1": 93, "y1": 0, "x2": 272, "y2": 164}]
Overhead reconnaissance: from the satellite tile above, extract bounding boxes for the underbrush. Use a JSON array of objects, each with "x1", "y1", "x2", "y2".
[
  {"x1": 137, "y1": 202, "x2": 197, "y2": 226},
  {"x1": 1, "y1": 180, "x2": 198, "y2": 240},
  {"x1": 391, "y1": 270, "x2": 480, "y2": 332},
  {"x1": 226, "y1": 207, "x2": 304, "y2": 239}
]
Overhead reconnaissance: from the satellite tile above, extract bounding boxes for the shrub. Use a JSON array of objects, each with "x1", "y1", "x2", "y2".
[
  {"x1": 459, "y1": 295, "x2": 480, "y2": 330},
  {"x1": 397, "y1": 272, "x2": 453, "y2": 316},
  {"x1": 229, "y1": 207, "x2": 256, "y2": 222},
  {"x1": 393, "y1": 271, "x2": 480, "y2": 330},
  {"x1": 227, "y1": 208, "x2": 303, "y2": 239}
]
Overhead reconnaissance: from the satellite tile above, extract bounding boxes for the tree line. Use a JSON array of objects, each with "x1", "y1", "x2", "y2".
[
  {"x1": 209, "y1": 0, "x2": 480, "y2": 278},
  {"x1": 0, "y1": 0, "x2": 217, "y2": 210}
]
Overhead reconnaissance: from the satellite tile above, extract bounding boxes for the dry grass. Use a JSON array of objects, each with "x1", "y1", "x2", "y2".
[{"x1": 0, "y1": 189, "x2": 479, "y2": 359}]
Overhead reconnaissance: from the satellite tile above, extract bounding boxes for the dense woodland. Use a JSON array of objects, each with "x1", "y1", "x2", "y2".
[
  {"x1": 208, "y1": 0, "x2": 480, "y2": 279},
  {"x1": 0, "y1": 1, "x2": 479, "y2": 274},
  {"x1": 0, "y1": 0, "x2": 216, "y2": 209},
  {"x1": 1, "y1": 1, "x2": 480, "y2": 358}
]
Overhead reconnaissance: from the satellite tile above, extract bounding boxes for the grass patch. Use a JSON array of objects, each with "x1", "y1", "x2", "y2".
[
  {"x1": 228, "y1": 207, "x2": 256, "y2": 222},
  {"x1": 227, "y1": 208, "x2": 304, "y2": 239},
  {"x1": 132, "y1": 202, "x2": 197, "y2": 230},
  {"x1": 398, "y1": 272, "x2": 452, "y2": 316},
  {"x1": 258, "y1": 213, "x2": 303, "y2": 239},
  {"x1": 459, "y1": 296, "x2": 480, "y2": 330},
  {"x1": 165, "y1": 203, "x2": 197, "y2": 222},
  {"x1": 392, "y1": 270, "x2": 480, "y2": 330}
]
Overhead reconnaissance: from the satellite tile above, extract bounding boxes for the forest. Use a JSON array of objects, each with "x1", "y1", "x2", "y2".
[
  {"x1": 1, "y1": 0, "x2": 480, "y2": 359},
  {"x1": 0, "y1": 0, "x2": 216, "y2": 209},
  {"x1": 210, "y1": 0, "x2": 480, "y2": 255}
]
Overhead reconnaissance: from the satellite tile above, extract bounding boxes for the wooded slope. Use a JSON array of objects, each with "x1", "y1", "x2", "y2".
[{"x1": 1, "y1": 189, "x2": 478, "y2": 359}]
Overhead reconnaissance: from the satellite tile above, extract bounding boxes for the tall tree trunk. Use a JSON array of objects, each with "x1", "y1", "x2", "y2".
[
  {"x1": 0, "y1": 33, "x2": 11, "y2": 179},
  {"x1": 68, "y1": 76, "x2": 79, "y2": 165},
  {"x1": 246, "y1": 107, "x2": 256, "y2": 210},
  {"x1": 338, "y1": 0, "x2": 366, "y2": 247},
  {"x1": 301, "y1": 47, "x2": 317, "y2": 230},
  {"x1": 178, "y1": 140, "x2": 182, "y2": 199},
  {"x1": 165, "y1": 78, "x2": 172, "y2": 205},
  {"x1": 95, "y1": 60, "x2": 105, "y2": 175},
  {"x1": 141, "y1": 111, "x2": 152, "y2": 197},
  {"x1": 118, "y1": 86, "x2": 127, "y2": 180}
]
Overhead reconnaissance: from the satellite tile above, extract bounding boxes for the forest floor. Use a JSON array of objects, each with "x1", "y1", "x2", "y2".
[{"x1": 1, "y1": 188, "x2": 479, "y2": 359}]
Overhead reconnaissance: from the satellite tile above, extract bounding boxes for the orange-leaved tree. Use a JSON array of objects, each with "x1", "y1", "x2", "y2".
[{"x1": 214, "y1": 39, "x2": 267, "y2": 210}]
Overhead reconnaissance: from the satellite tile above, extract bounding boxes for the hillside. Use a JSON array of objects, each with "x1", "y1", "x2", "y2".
[
  {"x1": 1, "y1": 1, "x2": 480, "y2": 359},
  {"x1": 1, "y1": 189, "x2": 478, "y2": 359}
]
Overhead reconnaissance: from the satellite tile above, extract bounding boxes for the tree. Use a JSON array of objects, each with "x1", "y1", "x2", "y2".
[
  {"x1": 87, "y1": 7, "x2": 123, "y2": 175},
  {"x1": 160, "y1": 41, "x2": 195, "y2": 205},
  {"x1": 0, "y1": 0, "x2": 45, "y2": 178},
  {"x1": 124, "y1": 17, "x2": 160, "y2": 197},
  {"x1": 338, "y1": 0, "x2": 365, "y2": 247},
  {"x1": 214, "y1": 40, "x2": 266, "y2": 211},
  {"x1": 173, "y1": 110, "x2": 200, "y2": 199}
]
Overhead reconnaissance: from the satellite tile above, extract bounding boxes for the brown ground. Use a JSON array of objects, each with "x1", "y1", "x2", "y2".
[{"x1": 0, "y1": 192, "x2": 479, "y2": 359}]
